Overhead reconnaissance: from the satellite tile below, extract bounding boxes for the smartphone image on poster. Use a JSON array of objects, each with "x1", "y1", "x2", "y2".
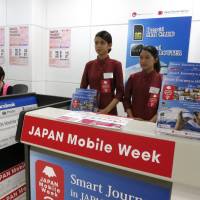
[
  {"x1": 130, "y1": 44, "x2": 143, "y2": 57},
  {"x1": 133, "y1": 25, "x2": 144, "y2": 41}
]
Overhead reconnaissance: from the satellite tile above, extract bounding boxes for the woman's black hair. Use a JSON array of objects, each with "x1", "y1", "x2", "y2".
[
  {"x1": 0, "y1": 66, "x2": 5, "y2": 80},
  {"x1": 95, "y1": 30, "x2": 112, "y2": 53},
  {"x1": 140, "y1": 45, "x2": 161, "y2": 73}
]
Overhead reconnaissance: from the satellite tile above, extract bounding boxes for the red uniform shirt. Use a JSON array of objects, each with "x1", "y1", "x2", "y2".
[
  {"x1": 80, "y1": 56, "x2": 124, "y2": 115},
  {"x1": 124, "y1": 70, "x2": 162, "y2": 120}
]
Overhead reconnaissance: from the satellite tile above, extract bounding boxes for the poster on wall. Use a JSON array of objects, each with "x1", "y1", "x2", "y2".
[
  {"x1": 30, "y1": 150, "x2": 172, "y2": 200},
  {"x1": 9, "y1": 26, "x2": 29, "y2": 65},
  {"x1": 125, "y1": 16, "x2": 192, "y2": 80},
  {"x1": 49, "y1": 28, "x2": 71, "y2": 68},
  {"x1": 0, "y1": 27, "x2": 5, "y2": 65}
]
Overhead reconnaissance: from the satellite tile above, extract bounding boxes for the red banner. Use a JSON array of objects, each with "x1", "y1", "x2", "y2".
[
  {"x1": 21, "y1": 116, "x2": 175, "y2": 178},
  {"x1": 0, "y1": 185, "x2": 26, "y2": 200}
]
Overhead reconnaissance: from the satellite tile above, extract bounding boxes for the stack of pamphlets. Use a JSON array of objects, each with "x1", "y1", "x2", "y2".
[
  {"x1": 70, "y1": 88, "x2": 98, "y2": 112},
  {"x1": 57, "y1": 110, "x2": 130, "y2": 130},
  {"x1": 157, "y1": 62, "x2": 200, "y2": 139}
]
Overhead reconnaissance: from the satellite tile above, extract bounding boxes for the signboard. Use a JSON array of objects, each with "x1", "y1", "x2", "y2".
[
  {"x1": 30, "y1": 150, "x2": 172, "y2": 200},
  {"x1": 0, "y1": 162, "x2": 25, "y2": 198},
  {"x1": 126, "y1": 17, "x2": 192, "y2": 79},
  {"x1": 9, "y1": 26, "x2": 29, "y2": 65},
  {"x1": 0, "y1": 184, "x2": 26, "y2": 200},
  {"x1": 21, "y1": 116, "x2": 175, "y2": 177},
  {"x1": 0, "y1": 95, "x2": 38, "y2": 149},
  {"x1": 49, "y1": 29, "x2": 71, "y2": 67}
]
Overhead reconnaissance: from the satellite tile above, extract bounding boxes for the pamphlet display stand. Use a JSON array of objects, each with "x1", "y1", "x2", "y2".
[{"x1": 17, "y1": 107, "x2": 200, "y2": 200}]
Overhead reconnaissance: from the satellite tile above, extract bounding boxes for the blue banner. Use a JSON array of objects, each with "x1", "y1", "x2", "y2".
[
  {"x1": 126, "y1": 17, "x2": 192, "y2": 79},
  {"x1": 0, "y1": 96, "x2": 37, "y2": 111},
  {"x1": 30, "y1": 150, "x2": 172, "y2": 200}
]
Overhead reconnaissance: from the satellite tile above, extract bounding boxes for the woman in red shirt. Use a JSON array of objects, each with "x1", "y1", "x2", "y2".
[
  {"x1": 80, "y1": 31, "x2": 124, "y2": 115},
  {"x1": 0, "y1": 66, "x2": 12, "y2": 96},
  {"x1": 124, "y1": 45, "x2": 162, "y2": 122}
]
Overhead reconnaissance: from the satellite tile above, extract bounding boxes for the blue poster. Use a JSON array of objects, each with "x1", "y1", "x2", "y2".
[
  {"x1": 126, "y1": 17, "x2": 192, "y2": 80},
  {"x1": 30, "y1": 150, "x2": 172, "y2": 200},
  {"x1": 157, "y1": 62, "x2": 200, "y2": 138}
]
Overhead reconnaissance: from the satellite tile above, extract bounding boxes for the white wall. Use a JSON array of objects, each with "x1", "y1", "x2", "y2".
[
  {"x1": 4, "y1": 0, "x2": 32, "y2": 89},
  {"x1": 1, "y1": 0, "x2": 47, "y2": 93},
  {"x1": 0, "y1": 0, "x2": 6, "y2": 26}
]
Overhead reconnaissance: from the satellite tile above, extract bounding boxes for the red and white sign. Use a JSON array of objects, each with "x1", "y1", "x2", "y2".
[
  {"x1": 162, "y1": 85, "x2": 175, "y2": 100},
  {"x1": 0, "y1": 162, "x2": 26, "y2": 198},
  {"x1": 21, "y1": 116, "x2": 175, "y2": 178},
  {"x1": 0, "y1": 184, "x2": 26, "y2": 200},
  {"x1": 36, "y1": 160, "x2": 64, "y2": 200}
]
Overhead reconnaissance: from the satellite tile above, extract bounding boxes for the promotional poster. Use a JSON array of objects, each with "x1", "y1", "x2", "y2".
[
  {"x1": 9, "y1": 26, "x2": 29, "y2": 65},
  {"x1": 157, "y1": 62, "x2": 200, "y2": 139},
  {"x1": 49, "y1": 28, "x2": 71, "y2": 67},
  {"x1": 125, "y1": 17, "x2": 192, "y2": 80},
  {"x1": 30, "y1": 150, "x2": 172, "y2": 200}
]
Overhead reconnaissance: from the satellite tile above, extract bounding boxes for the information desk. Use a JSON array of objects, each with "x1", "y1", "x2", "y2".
[{"x1": 17, "y1": 107, "x2": 200, "y2": 200}]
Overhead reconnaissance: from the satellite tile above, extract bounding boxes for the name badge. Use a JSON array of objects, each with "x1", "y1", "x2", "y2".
[
  {"x1": 101, "y1": 80, "x2": 111, "y2": 93},
  {"x1": 149, "y1": 86, "x2": 160, "y2": 94},
  {"x1": 148, "y1": 94, "x2": 159, "y2": 108},
  {"x1": 103, "y1": 73, "x2": 113, "y2": 79}
]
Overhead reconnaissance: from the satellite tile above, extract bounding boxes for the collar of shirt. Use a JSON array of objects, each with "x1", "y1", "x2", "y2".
[
  {"x1": 141, "y1": 70, "x2": 157, "y2": 79},
  {"x1": 96, "y1": 55, "x2": 110, "y2": 65}
]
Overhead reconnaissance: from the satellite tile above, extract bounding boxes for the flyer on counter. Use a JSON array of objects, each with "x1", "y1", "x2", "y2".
[{"x1": 56, "y1": 110, "x2": 130, "y2": 130}]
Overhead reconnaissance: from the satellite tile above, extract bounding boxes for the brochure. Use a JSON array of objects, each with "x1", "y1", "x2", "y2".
[
  {"x1": 70, "y1": 88, "x2": 97, "y2": 112},
  {"x1": 57, "y1": 110, "x2": 130, "y2": 130},
  {"x1": 157, "y1": 62, "x2": 200, "y2": 139}
]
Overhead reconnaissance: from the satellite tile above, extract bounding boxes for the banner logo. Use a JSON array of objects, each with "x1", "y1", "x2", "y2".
[{"x1": 36, "y1": 160, "x2": 64, "y2": 200}]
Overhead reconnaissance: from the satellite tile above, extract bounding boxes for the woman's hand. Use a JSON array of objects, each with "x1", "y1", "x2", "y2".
[
  {"x1": 97, "y1": 108, "x2": 109, "y2": 114},
  {"x1": 133, "y1": 117, "x2": 145, "y2": 121}
]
